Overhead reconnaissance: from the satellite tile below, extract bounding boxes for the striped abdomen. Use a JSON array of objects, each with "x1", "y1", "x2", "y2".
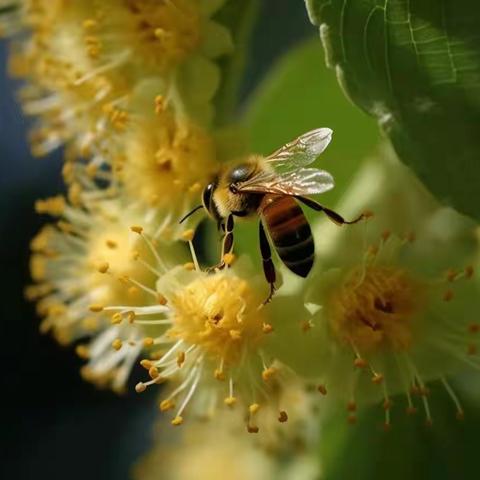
[{"x1": 260, "y1": 195, "x2": 314, "y2": 277}]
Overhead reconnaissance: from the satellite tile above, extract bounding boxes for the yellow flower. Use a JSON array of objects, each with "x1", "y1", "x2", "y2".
[
  {"x1": 134, "y1": 403, "x2": 320, "y2": 480},
  {"x1": 27, "y1": 192, "x2": 185, "y2": 391},
  {"x1": 103, "y1": 233, "x2": 295, "y2": 430},
  {"x1": 267, "y1": 157, "x2": 480, "y2": 428},
  {"x1": 8, "y1": 0, "x2": 232, "y2": 155},
  {"x1": 115, "y1": 81, "x2": 218, "y2": 222}
]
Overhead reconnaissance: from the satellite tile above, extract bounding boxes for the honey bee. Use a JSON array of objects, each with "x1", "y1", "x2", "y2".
[{"x1": 180, "y1": 128, "x2": 363, "y2": 303}]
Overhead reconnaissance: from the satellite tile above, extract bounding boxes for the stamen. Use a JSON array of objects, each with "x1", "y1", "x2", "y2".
[
  {"x1": 174, "y1": 363, "x2": 203, "y2": 420},
  {"x1": 440, "y1": 376, "x2": 464, "y2": 419},
  {"x1": 130, "y1": 226, "x2": 168, "y2": 273}
]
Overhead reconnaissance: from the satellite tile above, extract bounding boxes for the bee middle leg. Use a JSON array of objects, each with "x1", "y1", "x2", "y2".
[
  {"x1": 295, "y1": 196, "x2": 364, "y2": 225},
  {"x1": 259, "y1": 221, "x2": 276, "y2": 305}
]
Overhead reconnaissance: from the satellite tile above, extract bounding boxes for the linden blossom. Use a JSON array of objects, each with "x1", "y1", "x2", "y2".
[
  {"x1": 7, "y1": 0, "x2": 232, "y2": 158},
  {"x1": 134, "y1": 391, "x2": 320, "y2": 480},
  {"x1": 102, "y1": 228, "x2": 299, "y2": 431},
  {"x1": 266, "y1": 157, "x2": 480, "y2": 429},
  {"x1": 27, "y1": 192, "x2": 186, "y2": 392}
]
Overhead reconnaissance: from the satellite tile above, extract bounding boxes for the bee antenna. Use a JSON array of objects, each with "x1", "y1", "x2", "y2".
[{"x1": 179, "y1": 205, "x2": 204, "y2": 224}]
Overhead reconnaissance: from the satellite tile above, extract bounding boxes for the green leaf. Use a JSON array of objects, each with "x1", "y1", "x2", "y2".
[
  {"x1": 305, "y1": 0, "x2": 480, "y2": 221},
  {"x1": 232, "y1": 38, "x2": 379, "y2": 262},
  {"x1": 320, "y1": 382, "x2": 480, "y2": 480}
]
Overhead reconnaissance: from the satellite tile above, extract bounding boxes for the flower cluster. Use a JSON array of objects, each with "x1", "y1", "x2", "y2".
[{"x1": 3, "y1": 1, "x2": 480, "y2": 478}]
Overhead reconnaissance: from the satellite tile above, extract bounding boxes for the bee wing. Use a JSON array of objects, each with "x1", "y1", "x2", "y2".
[
  {"x1": 236, "y1": 168, "x2": 335, "y2": 196},
  {"x1": 266, "y1": 128, "x2": 333, "y2": 170}
]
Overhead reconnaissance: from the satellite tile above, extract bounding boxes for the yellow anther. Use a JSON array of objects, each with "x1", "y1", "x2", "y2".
[
  {"x1": 106, "y1": 239, "x2": 117, "y2": 249},
  {"x1": 189, "y1": 182, "x2": 201, "y2": 193},
  {"x1": 140, "y1": 359, "x2": 153, "y2": 370},
  {"x1": 301, "y1": 320, "x2": 313, "y2": 332},
  {"x1": 160, "y1": 399, "x2": 175, "y2": 411},
  {"x1": 171, "y1": 416, "x2": 183, "y2": 426},
  {"x1": 176, "y1": 351, "x2": 185, "y2": 367},
  {"x1": 82, "y1": 18, "x2": 97, "y2": 30},
  {"x1": 347, "y1": 401, "x2": 357, "y2": 412},
  {"x1": 249, "y1": 403, "x2": 260, "y2": 415},
  {"x1": 383, "y1": 399, "x2": 392, "y2": 410},
  {"x1": 223, "y1": 253, "x2": 236, "y2": 266},
  {"x1": 126, "y1": 311, "x2": 136, "y2": 323},
  {"x1": 229, "y1": 329, "x2": 241, "y2": 340},
  {"x1": 57, "y1": 221, "x2": 74, "y2": 234},
  {"x1": 130, "y1": 225, "x2": 143, "y2": 234},
  {"x1": 224, "y1": 396, "x2": 237, "y2": 407},
  {"x1": 468, "y1": 323, "x2": 480, "y2": 334},
  {"x1": 347, "y1": 414, "x2": 357, "y2": 425},
  {"x1": 372, "y1": 373, "x2": 384, "y2": 384},
  {"x1": 157, "y1": 293, "x2": 168, "y2": 305},
  {"x1": 406, "y1": 406, "x2": 418, "y2": 416},
  {"x1": 467, "y1": 344, "x2": 477, "y2": 356},
  {"x1": 443, "y1": 289, "x2": 454, "y2": 302},
  {"x1": 181, "y1": 229, "x2": 195, "y2": 242},
  {"x1": 445, "y1": 269, "x2": 458, "y2": 282},
  {"x1": 363, "y1": 209, "x2": 374, "y2": 219},
  {"x1": 75, "y1": 345, "x2": 89, "y2": 360},
  {"x1": 183, "y1": 262, "x2": 195, "y2": 271},
  {"x1": 131, "y1": 250, "x2": 140, "y2": 261},
  {"x1": 148, "y1": 366, "x2": 160, "y2": 379},
  {"x1": 465, "y1": 265, "x2": 474, "y2": 278},
  {"x1": 154, "y1": 95, "x2": 166, "y2": 114},
  {"x1": 247, "y1": 425, "x2": 259, "y2": 434},
  {"x1": 262, "y1": 367, "x2": 277, "y2": 382},
  {"x1": 135, "y1": 382, "x2": 147, "y2": 393},
  {"x1": 111, "y1": 313, "x2": 122, "y2": 325},
  {"x1": 127, "y1": 286, "x2": 139, "y2": 297},
  {"x1": 154, "y1": 27, "x2": 168, "y2": 39},
  {"x1": 353, "y1": 358, "x2": 368, "y2": 369},
  {"x1": 317, "y1": 384, "x2": 327, "y2": 395},
  {"x1": 405, "y1": 231, "x2": 416, "y2": 243},
  {"x1": 96, "y1": 262, "x2": 109, "y2": 274},
  {"x1": 381, "y1": 230, "x2": 391, "y2": 241},
  {"x1": 214, "y1": 369, "x2": 225, "y2": 381},
  {"x1": 89, "y1": 304, "x2": 104, "y2": 312},
  {"x1": 143, "y1": 337, "x2": 154, "y2": 347},
  {"x1": 262, "y1": 323, "x2": 274, "y2": 334},
  {"x1": 35, "y1": 196, "x2": 66, "y2": 215},
  {"x1": 112, "y1": 338, "x2": 123, "y2": 351},
  {"x1": 278, "y1": 411, "x2": 288, "y2": 423}
]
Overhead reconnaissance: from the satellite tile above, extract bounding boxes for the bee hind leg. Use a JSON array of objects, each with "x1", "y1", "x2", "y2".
[
  {"x1": 259, "y1": 221, "x2": 276, "y2": 305},
  {"x1": 295, "y1": 196, "x2": 364, "y2": 225}
]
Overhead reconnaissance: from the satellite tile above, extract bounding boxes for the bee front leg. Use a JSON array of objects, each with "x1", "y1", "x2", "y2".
[
  {"x1": 259, "y1": 221, "x2": 276, "y2": 305},
  {"x1": 208, "y1": 214, "x2": 234, "y2": 272},
  {"x1": 295, "y1": 196, "x2": 364, "y2": 225}
]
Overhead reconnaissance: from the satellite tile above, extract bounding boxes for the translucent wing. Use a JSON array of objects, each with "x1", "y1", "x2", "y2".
[
  {"x1": 236, "y1": 168, "x2": 334, "y2": 196},
  {"x1": 266, "y1": 128, "x2": 333, "y2": 170}
]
